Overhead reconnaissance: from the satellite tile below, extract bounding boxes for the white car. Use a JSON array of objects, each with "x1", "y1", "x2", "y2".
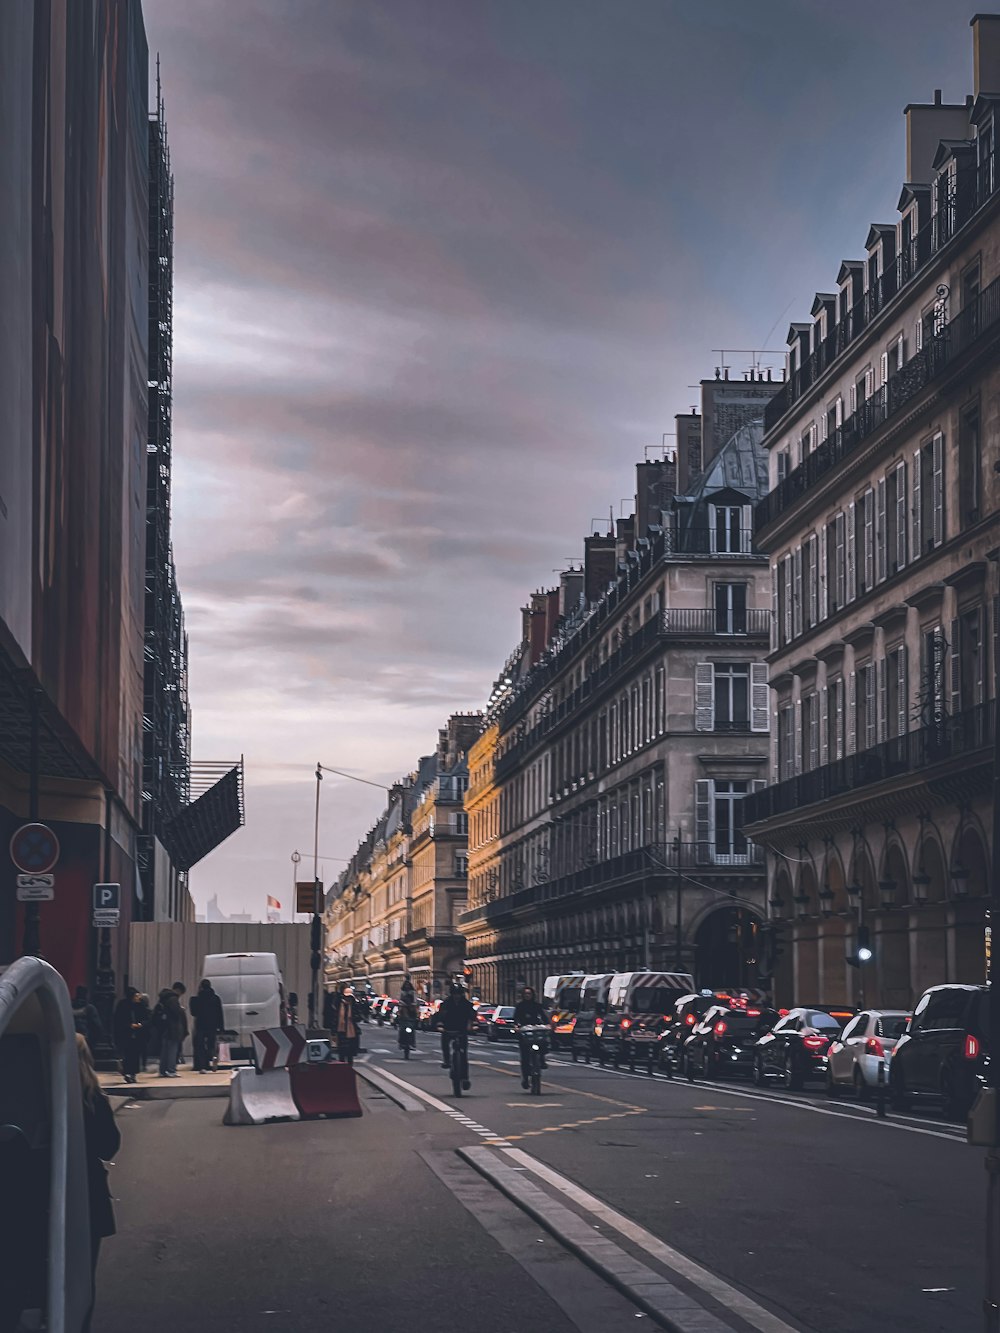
[{"x1": 826, "y1": 1009, "x2": 910, "y2": 1099}]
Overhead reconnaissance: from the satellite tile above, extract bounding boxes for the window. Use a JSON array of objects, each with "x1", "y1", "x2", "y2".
[
  {"x1": 710, "y1": 504, "x2": 748, "y2": 554},
  {"x1": 856, "y1": 488, "x2": 874, "y2": 594},
  {"x1": 962, "y1": 260, "x2": 981, "y2": 335},
  {"x1": 713, "y1": 663, "x2": 750, "y2": 730},
  {"x1": 885, "y1": 461, "x2": 906, "y2": 575},
  {"x1": 776, "y1": 449, "x2": 790, "y2": 484},
  {"x1": 959, "y1": 401, "x2": 981, "y2": 528},
  {"x1": 912, "y1": 434, "x2": 944, "y2": 555},
  {"x1": 454, "y1": 851, "x2": 468, "y2": 876},
  {"x1": 920, "y1": 626, "x2": 946, "y2": 726},
  {"x1": 801, "y1": 693, "x2": 819, "y2": 770},
  {"x1": 695, "y1": 662, "x2": 768, "y2": 733},
  {"x1": 778, "y1": 705, "x2": 794, "y2": 779},
  {"x1": 923, "y1": 987, "x2": 971, "y2": 1032},
  {"x1": 856, "y1": 663, "x2": 876, "y2": 752},
  {"x1": 694, "y1": 778, "x2": 764, "y2": 865},
  {"x1": 951, "y1": 607, "x2": 984, "y2": 714},
  {"x1": 655, "y1": 665, "x2": 665, "y2": 735},
  {"x1": 827, "y1": 678, "x2": 844, "y2": 761},
  {"x1": 715, "y1": 582, "x2": 747, "y2": 634},
  {"x1": 827, "y1": 514, "x2": 845, "y2": 612},
  {"x1": 886, "y1": 646, "x2": 908, "y2": 740},
  {"x1": 454, "y1": 812, "x2": 468, "y2": 835},
  {"x1": 776, "y1": 556, "x2": 792, "y2": 645}
]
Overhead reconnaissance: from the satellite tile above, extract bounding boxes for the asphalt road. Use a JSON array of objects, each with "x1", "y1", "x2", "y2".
[{"x1": 359, "y1": 1031, "x2": 982, "y2": 1333}]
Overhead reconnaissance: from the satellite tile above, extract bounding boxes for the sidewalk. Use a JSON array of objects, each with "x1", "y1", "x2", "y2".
[{"x1": 99, "y1": 1063, "x2": 233, "y2": 1099}]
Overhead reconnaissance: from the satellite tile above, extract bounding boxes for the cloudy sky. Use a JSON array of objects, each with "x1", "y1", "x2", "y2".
[{"x1": 143, "y1": 0, "x2": 975, "y2": 919}]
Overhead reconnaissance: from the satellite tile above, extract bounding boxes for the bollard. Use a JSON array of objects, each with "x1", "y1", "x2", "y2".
[{"x1": 876, "y1": 1057, "x2": 888, "y2": 1118}]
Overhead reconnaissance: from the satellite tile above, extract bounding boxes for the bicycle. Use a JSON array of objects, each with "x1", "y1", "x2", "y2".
[
  {"x1": 443, "y1": 1029, "x2": 472, "y2": 1096},
  {"x1": 399, "y1": 1019, "x2": 416, "y2": 1059},
  {"x1": 517, "y1": 1024, "x2": 549, "y2": 1096}
]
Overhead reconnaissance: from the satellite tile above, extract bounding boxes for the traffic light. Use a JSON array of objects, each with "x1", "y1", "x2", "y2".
[{"x1": 847, "y1": 925, "x2": 873, "y2": 967}]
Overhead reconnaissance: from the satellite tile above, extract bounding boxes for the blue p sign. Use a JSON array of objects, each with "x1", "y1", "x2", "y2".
[{"x1": 93, "y1": 883, "x2": 120, "y2": 911}]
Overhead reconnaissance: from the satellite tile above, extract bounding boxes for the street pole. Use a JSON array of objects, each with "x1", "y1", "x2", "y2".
[
  {"x1": 92, "y1": 789, "x2": 118, "y2": 1069},
  {"x1": 22, "y1": 688, "x2": 41, "y2": 957},
  {"x1": 674, "y1": 833, "x2": 683, "y2": 971},
  {"x1": 984, "y1": 642, "x2": 1000, "y2": 1330},
  {"x1": 311, "y1": 764, "x2": 323, "y2": 1032}
]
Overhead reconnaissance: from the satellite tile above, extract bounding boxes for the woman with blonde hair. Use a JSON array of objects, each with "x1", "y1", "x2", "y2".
[{"x1": 76, "y1": 1033, "x2": 121, "y2": 1331}]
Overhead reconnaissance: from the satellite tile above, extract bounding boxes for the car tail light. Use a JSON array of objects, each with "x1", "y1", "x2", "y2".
[
  {"x1": 865, "y1": 1037, "x2": 884, "y2": 1057},
  {"x1": 714, "y1": 1021, "x2": 728, "y2": 1036},
  {"x1": 802, "y1": 1034, "x2": 828, "y2": 1052},
  {"x1": 965, "y1": 1033, "x2": 981, "y2": 1060},
  {"x1": 621, "y1": 1018, "x2": 632, "y2": 1030},
  {"x1": 595, "y1": 1019, "x2": 604, "y2": 1035},
  {"x1": 747, "y1": 1008, "x2": 761, "y2": 1017},
  {"x1": 778, "y1": 1008, "x2": 789, "y2": 1017},
  {"x1": 685, "y1": 1013, "x2": 697, "y2": 1026},
  {"x1": 495, "y1": 1017, "x2": 506, "y2": 1025}
]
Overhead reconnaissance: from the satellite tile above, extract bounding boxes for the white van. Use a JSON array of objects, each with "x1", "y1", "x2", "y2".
[{"x1": 202, "y1": 952, "x2": 286, "y2": 1059}]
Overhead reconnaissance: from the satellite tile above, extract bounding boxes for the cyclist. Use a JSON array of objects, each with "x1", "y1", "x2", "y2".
[
  {"x1": 513, "y1": 986, "x2": 549, "y2": 1090},
  {"x1": 436, "y1": 982, "x2": 476, "y2": 1091},
  {"x1": 397, "y1": 975, "x2": 419, "y2": 1052}
]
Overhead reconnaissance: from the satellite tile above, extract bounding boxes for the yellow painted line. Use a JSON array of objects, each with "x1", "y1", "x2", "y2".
[
  {"x1": 502, "y1": 1107, "x2": 644, "y2": 1142},
  {"x1": 693, "y1": 1105, "x2": 755, "y2": 1112},
  {"x1": 541, "y1": 1079, "x2": 646, "y2": 1114}
]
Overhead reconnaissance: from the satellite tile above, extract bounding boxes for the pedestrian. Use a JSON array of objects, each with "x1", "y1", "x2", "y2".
[
  {"x1": 137, "y1": 993, "x2": 153, "y2": 1070},
  {"x1": 171, "y1": 981, "x2": 188, "y2": 1065},
  {"x1": 189, "y1": 978, "x2": 225, "y2": 1073},
  {"x1": 152, "y1": 986, "x2": 187, "y2": 1077},
  {"x1": 331, "y1": 982, "x2": 362, "y2": 1066},
  {"x1": 72, "y1": 986, "x2": 105, "y2": 1050},
  {"x1": 76, "y1": 1032, "x2": 121, "y2": 1333},
  {"x1": 113, "y1": 986, "x2": 147, "y2": 1084}
]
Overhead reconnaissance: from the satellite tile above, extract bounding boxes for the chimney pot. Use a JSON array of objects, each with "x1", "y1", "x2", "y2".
[{"x1": 934, "y1": 88, "x2": 942, "y2": 105}]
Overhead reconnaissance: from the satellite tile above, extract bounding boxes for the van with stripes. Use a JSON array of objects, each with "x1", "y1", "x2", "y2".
[{"x1": 597, "y1": 970, "x2": 695, "y2": 1072}]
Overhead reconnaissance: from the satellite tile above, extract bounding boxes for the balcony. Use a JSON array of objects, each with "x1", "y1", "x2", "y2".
[
  {"x1": 461, "y1": 840, "x2": 764, "y2": 927},
  {"x1": 743, "y1": 701, "x2": 995, "y2": 827},
  {"x1": 763, "y1": 151, "x2": 999, "y2": 438},
  {"x1": 756, "y1": 271, "x2": 1000, "y2": 533}
]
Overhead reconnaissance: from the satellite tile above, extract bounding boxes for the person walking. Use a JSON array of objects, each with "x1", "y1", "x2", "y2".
[
  {"x1": 153, "y1": 986, "x2": 187, "y2": 1077},
  {"x1": 72, "y1": 986, "x2": 105, "y2": 1050},
  {"x1": 189, "y1": 978, "x2": 225, "y2": 1073},
  {"x1": 113, "y1": 987, "x2": 147, "y2": 1084},
  {"x1": 171, "y1": 981, "x2": 189, "y2": 1065},
  {"x1": 331, "y1": 983, "x2": 362, "y2": 1066},
  {"x1": 76, "y1": 1033, "x2": 121, "y2": 1332},
  {"x1": 137, "y1": 993, "x2": 153, "y2": 1070}
]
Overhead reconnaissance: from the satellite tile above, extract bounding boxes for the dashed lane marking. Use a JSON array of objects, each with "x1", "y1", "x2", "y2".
[{"x1": 501, "y1": 1108, "x2": 645, "y2": 1143}]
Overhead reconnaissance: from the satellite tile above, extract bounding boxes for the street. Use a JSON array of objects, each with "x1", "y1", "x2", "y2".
[{"x1": 96, "y1": 1033, "x2": 979, "y2": 1333}]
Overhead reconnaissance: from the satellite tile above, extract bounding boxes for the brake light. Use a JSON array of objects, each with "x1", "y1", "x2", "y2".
[
  {"x1": 714, "y1": 1021, "x2": 728, "y2": 1036},
  {"x1": 595, "y1": 1019, "x2": 604, "y2": 1035},
  {"x1": 966, "y1": 1033, "x2": 981, "y2": 1060},
  {"x1": 685, "y1": 1013, "x2": 697, "y2": 1025},
  {"x1": 802, "y1": 1034, "x2": 828, "y2": 1051},
  {"x1": 495, "y1": 1017, "x2": 507, "y2": 1025},
  {"x1": 778, "y1": 1008, "x2": 789, "y2": 1017},
  {"x1": 865, "y1": 1037, "x2": 884, "y2": 1058},
  {"x1": 747, "y1": 1008, "x2": 761, "y2": 1017},
  {"x1": 621, "y1": 1018, "x2": 632, "y2": 1030}
]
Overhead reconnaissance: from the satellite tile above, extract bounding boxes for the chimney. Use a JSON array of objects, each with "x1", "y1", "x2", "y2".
[
  {"x1": 545, "y1": 588, "x2": 560, "y2": 644},
  {"x1": 973, "y1": 14, "x2": 1000, "y2": 96},
  {"x1": 636, "y1": 458, "x2": 677, "y2": 537},
  {"x1": 675, "y1": 411, "x2": 703, "y2": 494},
  {"x1": 615, "y1": 515, "x2": 636, "y2": 562},
  {"x1": 526, "y1": 594, "x2": 549, "y2": 665},
  {"x1": 559, "y1": 567, "x2": 585, "y2": 618},
  {"x1": 904, "y1": 94, "x2": 971, "y2": 184},
  {"x1": 584, "y1": 532, "x2": 616, "y2": 604}
]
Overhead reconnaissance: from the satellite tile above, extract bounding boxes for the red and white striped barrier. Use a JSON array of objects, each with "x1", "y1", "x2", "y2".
[{"x1": 251, "y1": 1024, "x2": 307, "y2": 1071}]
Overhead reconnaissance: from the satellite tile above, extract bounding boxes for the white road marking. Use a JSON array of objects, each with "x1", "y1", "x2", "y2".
[{"x1": 505, "y1": 1148, "x2": 803, "y2": 1333}]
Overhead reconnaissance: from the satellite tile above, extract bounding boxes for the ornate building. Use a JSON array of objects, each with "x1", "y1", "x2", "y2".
[
  {"x1": 744, "y1": 16, "x2": 1000, "y2": 1007},
  {"x1": 325, "y1": 715, "x2": 479, "y2": 997},
  {"x1": 461, "y1": 394, "x2": 780, "y2": 1005}
]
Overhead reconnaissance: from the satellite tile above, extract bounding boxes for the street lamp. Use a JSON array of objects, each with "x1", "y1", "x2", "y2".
[
  {"x1": 912, "y1": 873, "x2": 930, "y2": 905},
  {"x1": 878, "y1": 879, "x2": 897, "y2": 911},
  {"x1": 793, "y1": 890, "x2": 811, "y2": 920}
]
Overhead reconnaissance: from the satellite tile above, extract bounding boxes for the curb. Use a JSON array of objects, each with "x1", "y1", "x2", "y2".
[
  {"x1": 354, "y1": 1062, "x2": 425, "y2": 1113},
  {"x1": 459, "y1": 1145, "x2": 739, "y2": 1333},
  {"x1": 103, "y1": 1081, "x2": 230, "y2": 1101}
]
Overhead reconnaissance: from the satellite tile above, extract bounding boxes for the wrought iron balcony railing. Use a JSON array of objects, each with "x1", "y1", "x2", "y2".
[
  {"x1": 743, "y1": 701, "x2": 995, "y2": 826},
  {"x1": 756, "y1": 271, "x2": 1000, "y2": 532}
]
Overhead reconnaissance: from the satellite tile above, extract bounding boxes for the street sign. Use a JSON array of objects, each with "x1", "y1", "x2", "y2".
[
  {"x1": 16, "y1": 874, "x2": 54, "y2": 902},
  {"x1": 92, "y1": 883, "x2": 121, "y2": 911},
  {"x1": 10, "y1": 823, "x2": 60, "y2": 875},
  {"x1": 296, "y1": 880, "x2": 321, "y2": 915},
  {"x1": 92, "y1": 908, "x2": 120, "y2": 929}
]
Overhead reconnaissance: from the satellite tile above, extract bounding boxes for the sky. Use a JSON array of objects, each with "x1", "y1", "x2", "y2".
[{"x1": 142, "y1": 0, "x2": 978, "y2": 919}]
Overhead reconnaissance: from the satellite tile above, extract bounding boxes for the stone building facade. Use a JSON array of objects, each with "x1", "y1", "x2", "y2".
[
  {"x1": 744, "y1": 16, "x2": 1000, "y2": 1008},
  {"x1": 325, "y1": 714, "x2": 479, "y2": 997},
  {"x1": 461, "y1": 397, "x2": 781, "y2": 1005}
]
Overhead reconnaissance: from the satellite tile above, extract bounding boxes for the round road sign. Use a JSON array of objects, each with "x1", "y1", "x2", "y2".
[{"x1": 10, "y1": 823, "x2": 60, "y2": 875}]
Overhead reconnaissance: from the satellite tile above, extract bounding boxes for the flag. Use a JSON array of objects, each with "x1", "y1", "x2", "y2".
[{"x1": 266, "y1": 895, "x2": 281, "y2": 922}]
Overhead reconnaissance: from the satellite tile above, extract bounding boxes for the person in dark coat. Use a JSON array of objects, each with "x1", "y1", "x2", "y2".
[
  {"x1": 328, "y1": 983, "x2": 363, "y2": 1066},
  {"x1": 189, "y1": 979, "x2": 225, "y2": 1072},
  {"x1": 153, "y1": 987, "x2": 187, "y2": 1077},
  {"x1": 72, "y1": 986, "x2": 105, "y2": 1050},
  {"x1": 76, "y1": 1033, "x2": 121, "y2": 1333},
  {"x1": 113, "y1": 987, "x2": 147, "y2": 1084}
]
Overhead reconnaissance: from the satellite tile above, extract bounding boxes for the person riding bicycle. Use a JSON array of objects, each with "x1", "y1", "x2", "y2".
[
  {"x1": 436, "y1": 982, "x2": 475, "y2": 1090},
  {"x1": 397, "y1": 975, "x2": 419, "y2": 1050},
  {"x1": 513, "y1": 987, "x2": 549, "y2": 1090}
]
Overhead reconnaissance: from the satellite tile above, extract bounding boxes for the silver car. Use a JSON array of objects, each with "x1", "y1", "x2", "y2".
[{"x1": 826, "y1": 1009, "x2": 910, "y2": 1099}]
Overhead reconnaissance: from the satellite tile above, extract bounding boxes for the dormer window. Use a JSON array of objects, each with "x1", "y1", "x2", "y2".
[{"x1": 709, "y1": 503, "x2": 751, "y2": 554}]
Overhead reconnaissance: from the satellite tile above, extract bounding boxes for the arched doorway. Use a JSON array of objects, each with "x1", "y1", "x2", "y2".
[
  {"x1": 912, "y1": 833, "x2": 948, "y2": 996},
  {"x1": 878, "y1": 840, "x2": 912, "y2": 1008},
  {"x1": 693, "y1": 905, "x2": 762, "y2": 988},
  {"x1": 953, "y1": 824, "x2": 989, "y2": 984}
]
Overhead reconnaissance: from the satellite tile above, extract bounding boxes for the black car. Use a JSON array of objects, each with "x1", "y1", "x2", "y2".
[
  {"x1": 752, "y1": 1007, "x2": 851, "y2": 1090},
  {"x1": 890, "y1": 983, "x2": 988, "y2": 1120},
  {"x1": 684, "y1": 1004, "x2": 780, "y2": 1081},
  {"x1": 658, "y1": 993, "x2": 719, "y2": 1074}
]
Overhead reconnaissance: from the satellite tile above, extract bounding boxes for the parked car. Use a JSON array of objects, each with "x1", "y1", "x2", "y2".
[
  {"x1": 474, "y1": 1004, "x2": 497, "y2": 1034},
  {"x1": 487, "y1": 1006, "x2": 517, "y2": 1041},
  {"x1": 890, "y1": 984, "x2": 988, "y2": 1120},
  {"x1": 752, "y1": 1007, "x2": 851, "y2": 1090},
  {"x1": 570, "y1": 974, "x2": 615, "y2": 1063},
  {"x1": 598, "y1": 971, "x2": 695, "y2": 1069},
  {"x1": 658, "y1": 992, "x2": 721, "y2": 1074},
  {"x1": 826, "y1": 1009, "x2": 910, "y2": 1100},
  {"x1": 684, "y1": 1004, "x2": 780, "y2": 1081}
]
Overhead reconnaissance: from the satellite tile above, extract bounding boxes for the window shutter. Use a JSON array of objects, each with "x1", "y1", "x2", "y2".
[
  {"x1": 708, "y1": 505, "x2": 718, "y2": 554},
  {"x1": 771, "y1": 564, "x2": 779, "y2": 651},
  {"x1": 865, "y1": 665, "x2": 877, "y2": 750},
  {"x1": 912, "y1": 449, "x2": 922, "y2": 558},
  {"x1": 932, "y1": 432, "x2": 944, "y2": 547},
  {"x1": 793, "y1": 546, "x2": 803, "y2": 639},
  {"x1": 846, "y1": 502, "x2": 857, "y2": 602},
  {"x1": 895, "y1": 460, "x2": 907, "y2": 571},
  {"x1": 976, "y1": 608, "x2": 985, "y2": 705},
  {"x1": 863, "y1": 489, "x2": 875, "y2": 592},
  {"x1": 897, "y1": 646, "x2": 908, "y2": 739},
  {"x1": 809, "y1": 696, "x2": 819, "y2": 770},
  {"x1": 847, "y1": 671, "x2": 857, "y2": 755},
  {"x1": 877, "y1": 657, "x2": 888, "y2": 742},
  {"x1": 896, "y1": 335, "x2": 905, "y2": 370},
  {"x1": 741, "y1": 505, "x2": 752, "y2": 552},
  {"x1": 875, "y1": 478, "x2": 887, "y2": 583},
  {"x1": 915, "y1": 316, "x2": 923, "y2": 351},
  {"x1": 820, "y1": 686, "x2": 829, "y2": 764},
  {"x1": 794, "y1": 698, "x2": 802, "y2": 775},
  {"x1": 695, "y1": 779, "x2": 713, "y2": 863},
  {"x1": 750, "y1": 662, "x2": 770, "y2": 733},
  {"x1": 835, "y1": 397, "x2": 843, "y2": 428},
  {"x1": 818, "y1": 524, "x2": 828, "y2": 621},
  {"x1": 835, "y1": 679, "x2": 844, "y2": 760},
  {"x1": 810, "y1": 534, "x2": 820, "y2": 626},
  {"x1": 695, "y1": 663, "x2": 714, "y2": 732},
  {"x1": 783, "y1": 555, "x2": 793, "y2": 643},
  {"x1": 849, "y1": 383, "x2": 857, "y2": 415},
  {"x1": 879, "y1": 352, "x2": 889, "y2": 387},
  {"x1": 951, "y1": 616, "x2": 961, "y2": 716},
  {"x1": 865, "y1": 366, "x2": 875, "y2": 400}
]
